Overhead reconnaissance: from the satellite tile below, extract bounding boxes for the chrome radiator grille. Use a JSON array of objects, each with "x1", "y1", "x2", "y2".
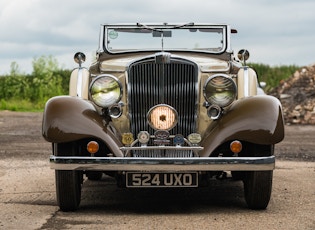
[
  {"x1": 133, "y1": 150, "x2": 194, "y2": 158},
  {"x1": 128, "y1": 60, "x2": 198, "y2": 138}
]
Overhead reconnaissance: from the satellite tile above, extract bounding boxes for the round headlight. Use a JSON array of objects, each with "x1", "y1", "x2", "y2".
[
  {"x1": 147, "y1": 104, "x2": 178, "y2": 131},
  {"x1": 90, "y1": 75, "x2": 122, "y2": 107},
  {"x1": 203, "y1": 74, "x2": 237, "y2": 107}
]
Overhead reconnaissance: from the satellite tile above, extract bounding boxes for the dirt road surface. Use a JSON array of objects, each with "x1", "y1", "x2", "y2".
[{"x1": 0, "y1": 111, "x2": 314, "y2": 230}]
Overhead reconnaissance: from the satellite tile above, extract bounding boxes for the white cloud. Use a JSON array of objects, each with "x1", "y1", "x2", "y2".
[{"x1": 0, "y1": 0, "x2": 314, "y2": 74}]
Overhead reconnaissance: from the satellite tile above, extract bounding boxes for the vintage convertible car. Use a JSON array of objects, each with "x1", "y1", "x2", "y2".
[{"x1": 43, "y1": 23, "x2": 284, "y2": 211}]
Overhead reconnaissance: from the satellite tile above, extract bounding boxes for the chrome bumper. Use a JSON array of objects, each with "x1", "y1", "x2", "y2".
[{"x1": 50, "y1": 155, "x2": 275, "y2": 171}]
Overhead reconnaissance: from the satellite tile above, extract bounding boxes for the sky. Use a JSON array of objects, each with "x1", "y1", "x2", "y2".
[{"x1": 0, "y1": 0, "x2": 314, "y2": 75}]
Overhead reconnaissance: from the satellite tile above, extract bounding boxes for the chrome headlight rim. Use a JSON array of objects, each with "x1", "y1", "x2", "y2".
[
  {"x1": 89, "y1": 74, "x2": 123, "y2": 108},
  {"x1": 147, "y1": 104, "x2": 178, "y2": 131},
  {"x1": 203, "y1": 74, "x2": 237, "y2": 107}
]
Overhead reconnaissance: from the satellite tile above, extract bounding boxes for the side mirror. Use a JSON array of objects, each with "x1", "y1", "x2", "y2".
[
  {"x1": 237, "y1": 49, "x2": 250, "y2": 66},
  {"x1": 74, "y1": 52, "x2": 86, "y2": 68}
]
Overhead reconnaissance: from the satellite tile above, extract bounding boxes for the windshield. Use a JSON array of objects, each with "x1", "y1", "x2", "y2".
[{"x1": 104, "y1": 24, "x2": 227, "y2": 53}]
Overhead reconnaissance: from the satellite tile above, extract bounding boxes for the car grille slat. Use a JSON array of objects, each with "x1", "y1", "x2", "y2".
[
  {"x1": 128, "y1": 60, "x2": 198, "y2": 137},
  {"x1": 133, "y1": 150, "x2": 193, "y2": 158}
]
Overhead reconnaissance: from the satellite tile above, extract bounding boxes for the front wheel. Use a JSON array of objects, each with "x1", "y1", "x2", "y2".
[
  {"x1": 56, "y1": 170, "x2": 82, "y2": 211},
  {"x1": 244, "y1": 170, "x2": 273, "y2": 209},
  {"x1": 54, "y1": 143, "x2": 83, "y2": 211},
  {"x1": 243, "y1": 144, "x2": 274, "y2": 209}
]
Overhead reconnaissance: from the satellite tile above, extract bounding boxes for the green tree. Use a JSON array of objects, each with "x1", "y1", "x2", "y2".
[
  {"x1": 30, "y1": 55, "x2": 64, "y2": 102},
  {"x1": 0, "y1": 55, "x2": 71, "y2": 111},
  {"x1": 9, "y1": 62, "x2": 21, "y2": 76}
]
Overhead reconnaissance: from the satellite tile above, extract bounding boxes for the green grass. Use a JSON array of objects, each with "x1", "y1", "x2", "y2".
[
  {"x1": 0, "y1": 99, "x2": 44, "y2": 112},
  {"x1": 249, "y1": 63, "x2": 300, "y2": 93}
]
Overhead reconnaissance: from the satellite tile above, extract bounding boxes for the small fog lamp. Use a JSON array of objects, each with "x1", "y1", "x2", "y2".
[
  {"x1": 109, "y1": 104, "x2": 122, "y2": 118},
  {"x1": 207, "y1": 105, "x2": 222, "y2": 120}
]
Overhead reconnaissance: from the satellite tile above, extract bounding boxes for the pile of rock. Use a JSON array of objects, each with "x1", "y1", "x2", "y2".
[{"x1": 270, "y1": 64, "x2": 315, "y2": 125}]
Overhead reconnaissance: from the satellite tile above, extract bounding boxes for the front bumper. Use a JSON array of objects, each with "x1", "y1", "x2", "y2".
[{"x1": 50, "y1": 155, "x2": 275, "y2": 171}]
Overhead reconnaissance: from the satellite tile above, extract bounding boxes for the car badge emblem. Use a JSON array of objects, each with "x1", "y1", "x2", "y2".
[
  {"x1": 173, "y1": 134, "x2": 185, "y2": 146},
  {"x1": 122, "y1": 133, "x2": 134, "y2": 145},
  {"x1": 154, "y1": 130, "x2": 170, "y2": 145}
]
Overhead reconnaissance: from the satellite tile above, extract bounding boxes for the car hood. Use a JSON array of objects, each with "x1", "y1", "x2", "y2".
[{"x1": 99, "y1": 53, "x2": 230, "y2": 73}]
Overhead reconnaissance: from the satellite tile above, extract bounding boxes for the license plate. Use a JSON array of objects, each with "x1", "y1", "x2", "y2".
[{"x1": 126, "y1": 172, "x2": 198, "y2": 188}]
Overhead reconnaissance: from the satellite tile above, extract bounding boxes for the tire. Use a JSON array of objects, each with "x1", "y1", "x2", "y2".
[
  {"x1": 244, "y1": 170, "x2": 273, "y2": 209},
  {"x1": 56, "y1": 170, "x2": 82, "y2": 211},
  {"x1": 243, "y1": 144, "x2": 274, "y2": 210},
  {"x1": 54, "y1": 143, "x2": 82, "y2": 211}
]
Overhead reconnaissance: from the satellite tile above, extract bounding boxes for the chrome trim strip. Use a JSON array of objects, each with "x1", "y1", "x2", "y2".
[
  {"x1": 244, "y1": 66, "x2": 249, "y2": 97},
  {"x1": 98, "y1": 25, "x2": 104, "y2": 53},
  {"x1": 76, "y1": 68, "x2": 83, "y2": 97},
  {"x1": 50, "y1": 156, "x2": 275, "y2": 171}
]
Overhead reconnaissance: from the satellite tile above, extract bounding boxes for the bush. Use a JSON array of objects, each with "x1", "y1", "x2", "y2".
[
  {"x1": 0, "y1": 56, "x2": 71, "y2": 111},
  {"x1": 249, "y1": 63, "x2": 300, "y2": 93}
]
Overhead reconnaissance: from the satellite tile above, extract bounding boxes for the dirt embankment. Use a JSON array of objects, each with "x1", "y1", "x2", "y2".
[{"x1": 271, "y1": 64, "x2": 315, "y2": 125}]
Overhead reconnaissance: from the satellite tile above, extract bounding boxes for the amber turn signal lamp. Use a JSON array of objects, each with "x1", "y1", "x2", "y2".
[
  {"x1": 230, "y1": 140, "x2": 242, "y2": 154},
  {"x1": 87, "y1": 141, "x2": 99, "y2": 154}
]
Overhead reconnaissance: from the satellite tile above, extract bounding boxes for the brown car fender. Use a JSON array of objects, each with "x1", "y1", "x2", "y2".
[
  {"x1": 200, "y1": 95, "x2": 284, "y2": 157},
  {"x1": 42, "y1": 96, "x2": 124, "y2": 157}
]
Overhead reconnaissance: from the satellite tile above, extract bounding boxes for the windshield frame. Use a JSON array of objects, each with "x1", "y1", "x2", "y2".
[{"x1": 100, "y1": 23, "x2": 230, "y2": 55}]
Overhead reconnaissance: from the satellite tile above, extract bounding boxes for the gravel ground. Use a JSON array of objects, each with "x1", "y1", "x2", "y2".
[{"x1": 0, "y1": 111, "x2": 314, "y2": 229}]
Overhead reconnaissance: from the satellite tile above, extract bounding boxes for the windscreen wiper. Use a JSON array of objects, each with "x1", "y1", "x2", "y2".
[
  {"x1": 171, "y1": 22, "x2": 194, "y2": 29},
  {"x1": 136, "y1": 22, "x2": 194, "y2": 30}
]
